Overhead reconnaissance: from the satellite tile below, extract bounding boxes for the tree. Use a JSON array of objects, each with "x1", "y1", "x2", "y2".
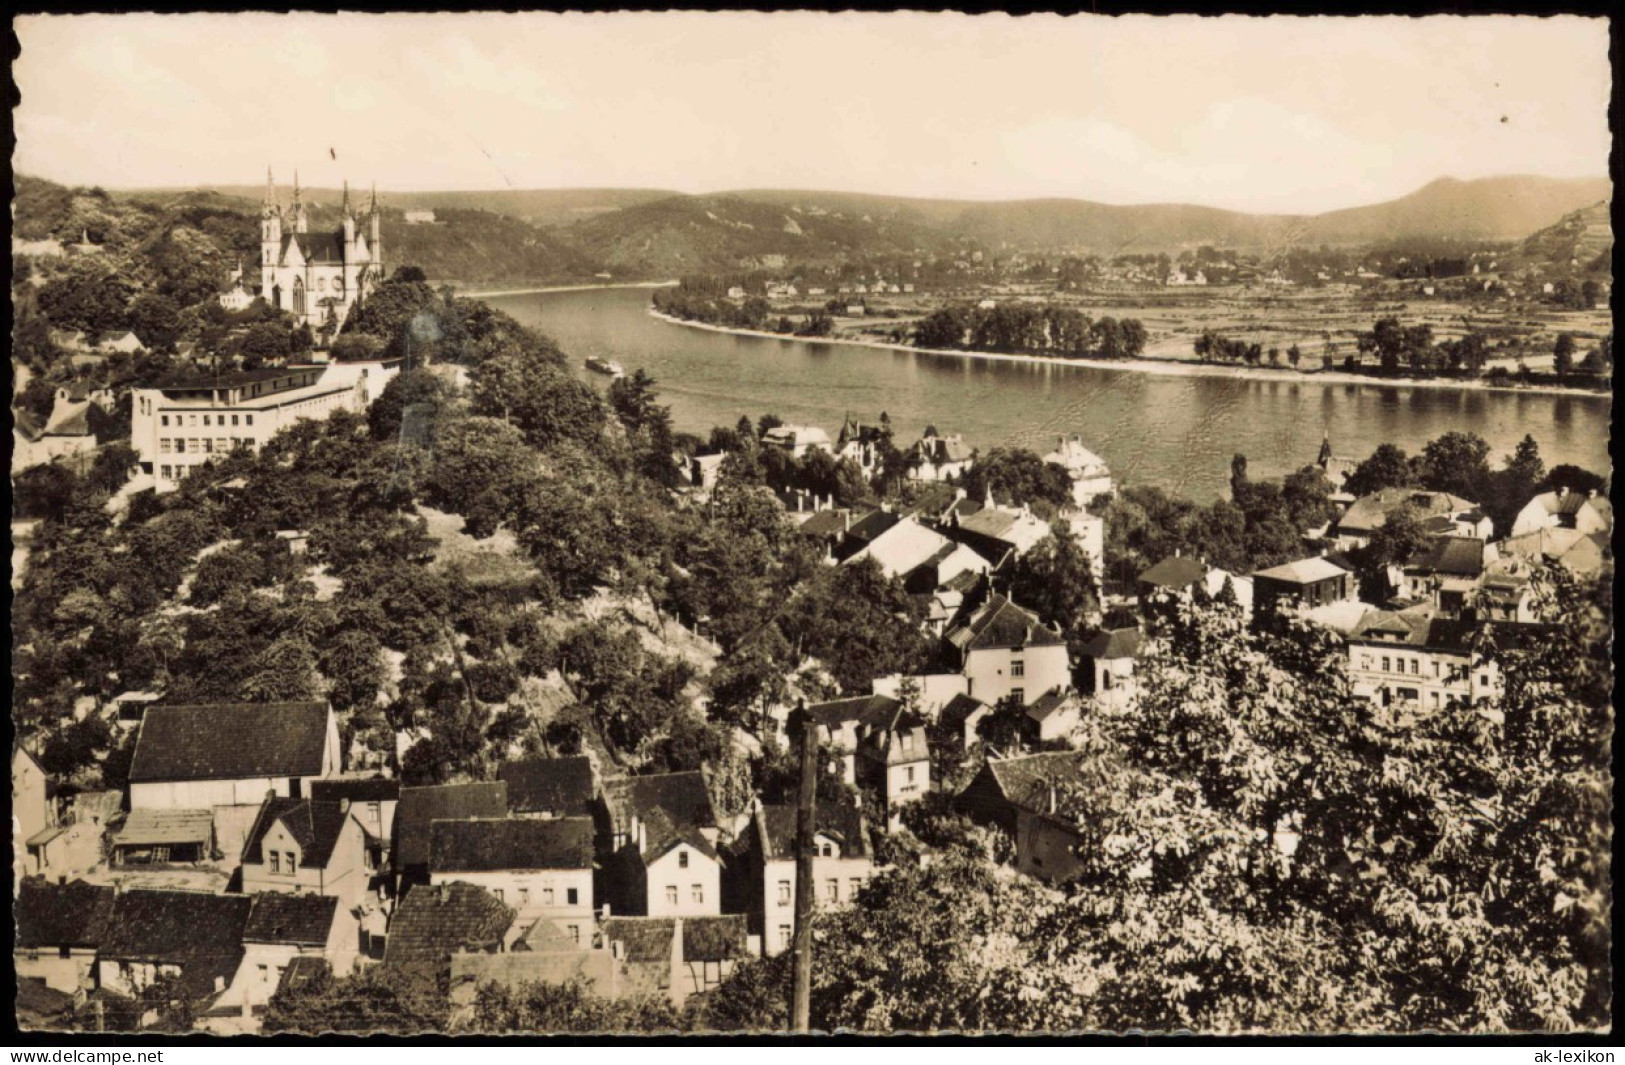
[
  {"x1": 423, "y1": 415, "x2": 541, "y2": 539},
  {"x1": 368, "y1": 366, "x2": 455, "y2": 441},
  {"x1": 467, "y1": 978, "x2": 684, "y2": 1033},
  {"x1": 472, "y1": 343, "x2": 607, "y2": 453},
  {"x1": 1009, "y1": 530, "x2": 1098, "y2": 641},
  {"x1": 1418, "y1": 431, "x2": 1491, "y2": 502},
  {"x1": 960, "y1": 448, "x2": 1074, "y2": 512},
  {"x1": 1552, "y1": 333, "x2": 1576, "y2": 379},
  {"x1": 1343, "y1": 443, "x2": 1416, "y2": 498},
  {"x1": 262, "y1": 964, "x2": 447, "y2": 1033},
  {"x1": 780, "y1": 558, "x2": 931, "y2": 694}
]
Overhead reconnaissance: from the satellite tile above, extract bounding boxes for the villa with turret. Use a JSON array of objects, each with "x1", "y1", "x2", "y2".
[{"x1": 260, "y1": 168, "x2": 384, "y2": 336}]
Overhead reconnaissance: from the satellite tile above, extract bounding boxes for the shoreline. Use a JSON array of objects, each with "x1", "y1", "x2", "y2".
[
  {"x1": 646, "y1": 308, "x2": 1611, "y2": 401},
  {"x1": 456, "y1": 279, "x2": 678, "y2": 299}
]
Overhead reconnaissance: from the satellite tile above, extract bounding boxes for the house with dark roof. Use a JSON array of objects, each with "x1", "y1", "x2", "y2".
[
  {"x1": 854, "y1": 700, "x2": 931, "y2": 813},
  {"x1": 1022, "y1": 688, "x2": 1084, "y2": 744},
  {"x1": 944, "y1": 594, "x2": 1070, "y2": 707},
  {"x1": 1511, "y1": 486, "x2": 1612, "y2": 538},
  {"x1": 956, "y1": 751, "x2": 1092, "y2": 882},
  {"x1": 909, "y1": 431, "x2": 975, "y2": 483},
  {"x1": 845, "y1": 515, "x2": 992, "y2": 594},
  {"x1": 1137, "y1": 553, "x2": 1210, "y2": 602},
  {"x1": 310, "y1": 776, "x2": 400, "y2": 874},
  {"x1": 382, "y1": 880, "x2": 518, "y2": 978},
  {"x1": 726, "y1": 802, "x2": 874, "y2": 957},
  {"x1": 1497, "y1": 526, "x2": 1610, "y2": 582},
  {"x1": 805, "y1": 694, "x2": 901, "y2": 783},
  {"x1": 221, "y1": 893, "x2": 355, "y2": 1023},
  {"x1": 1079, "y1": 627, "x2": 1142, "y2": 709},
  {"x1": 1252, "y1": 555, "x2": 1356, "y2": 617},
  {"x1": 598, "y1": 772, "x2": 722, "y2": 919},
  {"x1": 96, "y1": 889, "x2": 254, "y2": 1008},
  {"x1": 428, "y1": 817, "x2": 595, "y2": 933},
  {"x1": 1333, "y1": 489, "x2": 1485, "y2": 550},
  {"x1": 1344, "y1": 608, "x2": 1543, "y2": 713},
  {"x1": 240, "y1": 796, "x2": 370, "y2": 906},
  {"x1": 1397, "y1": 538, "x2": 1494, "y2": 613},
  {"x1": 600, "y1": 915, "x2": 749, "y2": 1005},
  {"x1": 938, "y1": 692, "x2": 993, "y2": 750},
  {"x1": 15, "y1": 877, "x2": 115, "y2": 995},
  {"x1": 128, "y1": 702, "x2": 341, "y2": 813},
  {"x1": 391, "y1": 780, "x2": 508, "y2": 888},
  {"x1": 498, "y1": 755, "x2": 597, "y2": 819}
]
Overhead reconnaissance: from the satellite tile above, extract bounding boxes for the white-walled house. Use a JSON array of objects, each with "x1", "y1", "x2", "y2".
[
  {"x1": 240, "y1": 797, "x2": 371, "y2": 908},
  {"x1": 1043, "y1": 435, "x2": 1113, "y2": 505},
  {"x1": 731, "y1": 803, "x2": 876, "y2": 957},
  {"x1": 128, "y1": 702, "x2": 341, "y2": 811},
  {"x1": 1080, "y1": 627, "x2": 1142, "y2": 709},
  {"x1": 218, "y1": 893, "x2": 358, "y2": 1022},
  {"x1": 428, "y1": 817, "x2": 596, "y2": 935},
  {"x1": 1510, "y1": 487, "x2": 1612, "y2": 538},
  {"x1": 13, "y1": 745, "x2": 53, "y2": 878},
  {"x1": 600, "y1": 772, "x2": 723, "y2": 918},
  {"x1": 14, "y1": 878, "x2": 115, "y2": 995},
  {"x1": 130, "y1": 361, "x2": 400, "y2": 493},
  {"x1": 945, "y1": 595, "x2": 1071, "y2": 707},
  {"x1": 96, "y1": 890, "x2": 253, "y2": 1010}
]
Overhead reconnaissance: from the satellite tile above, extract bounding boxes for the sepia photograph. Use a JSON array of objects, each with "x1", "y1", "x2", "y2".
[{"x1": 8, "y1": 11, "x2": 1614, "y2": 1038}]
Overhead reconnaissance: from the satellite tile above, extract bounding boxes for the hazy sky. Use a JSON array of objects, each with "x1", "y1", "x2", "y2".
[{"x1": 13, "y1": 13, "x2": 1612, "y2": 214}]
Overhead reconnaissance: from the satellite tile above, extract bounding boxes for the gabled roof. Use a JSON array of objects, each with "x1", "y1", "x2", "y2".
[
  {"x1": 113, "y1": 808, "x2": 214, "y2": 848},
  {"x1": 497, "y1": 755, "x2": 595, "y2": 817},
  {"x1": 1024, "y1": 688, "x2": 1080, "y2": 724},
  {"x1": 805, "y1": 694, "x2": 900, "y2": 731},
  {"x1": 1139, "y1": 555, "x2": 1208, "y2": 589},
  {"x1": 843, "y1": 508, "x2": 901, "y2": 545},
  {"x1": 946, "y1": 594, "x2": 1064, "y2": 653},
  {"x1": 1081, "y1": 627, "x2": 1141, "y2": 661},
  {"x1": 1526, "y1": 489, "x2": 1612, "y2": 521},
  {"x1": 383, "y1": 881, "x2": 516, "y2": 972},
  {"x1": 797, "y1": 509, "x2": 849, "y2": 539},
  {"x1": 243, "y1": 893, "x2": 339, "y2": 947},
  {"x1": 429, "y1": 816, "x2": 595, "y2": 873},
  {"x1": 756, "y1": 803, "x2": 869, "y2": 861},
  {"x1": 601, "y1": 915, "x2": 748, "y2": 964},
  {"x1": 129, "y1": 702, "x2": 331, "y2": 784},
  {"x1": 242, "y1": 797, "x2": 353, "y2": 869},
  {"x1": 603, "y1": 771, "x2": 716, "y2": 833},
  {"x1": 393, "y1": 781, "x2": 509, "y2": 870},
  {"x1": 1337, "y1": 489, "x2": 1477, "y2": 534},
  {"x1": 280, "y1": 230, "x2": 348, "y2": 265},
  {"x1": 1252, "y1": 556, "x2": 1351, "y2": 585},
  {"x1": 847, "y1": 517, "x2": 957, "y2": 579},
  {"x1": 277, "y1": 956, "x2": 331, "y2": 996},
  {"x1": 983, "y1": 751, "x2": 1089, "y2": 814},
  {"x1": 310, "y1": 776, "x2": 400, "y2": 804},
  {"x1": 99, "y1": 890, "x2": 252, "y2": 999},
  {"x1": 1404, "y1": 537, "x2": 1488, "y2": 578},
  {"x1": 14, "y1": 877, "x2": 115, "y2": 949},
  {"x1": 939, "y1": 692, "x2": 989, "y2": 727}
]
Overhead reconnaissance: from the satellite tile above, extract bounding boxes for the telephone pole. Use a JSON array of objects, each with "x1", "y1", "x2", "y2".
[{"x1": 790, "y1": 702, "x2": 818, "y2": 1032}]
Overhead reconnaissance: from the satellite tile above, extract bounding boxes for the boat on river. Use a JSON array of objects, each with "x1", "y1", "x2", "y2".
[{"x1": 585, "y1": 356, "x2": 625, "y2": 377}]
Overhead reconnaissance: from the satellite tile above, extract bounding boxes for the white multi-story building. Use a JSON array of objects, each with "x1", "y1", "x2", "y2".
[{"x1": 130, "y1": 361, "x2": 399, "y2": 492}]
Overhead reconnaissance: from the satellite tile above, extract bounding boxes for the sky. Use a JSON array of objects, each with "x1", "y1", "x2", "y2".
[{"x1": 13, "y1": 13, "x2": 1613, "y2": 215}]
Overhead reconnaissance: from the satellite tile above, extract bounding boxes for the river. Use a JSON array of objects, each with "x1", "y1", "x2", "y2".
[{"x1": 485, "y1": 285, "x2": 1611, "y2": 501}]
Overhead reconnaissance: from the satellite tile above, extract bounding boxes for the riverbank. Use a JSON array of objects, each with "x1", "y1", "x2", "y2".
[
  {"x1": 647, "y1": 309, "x2": 1611, "y2": 400},
  {"x1": 458, "y1": 279, "x2": 678, "y2": 299}
]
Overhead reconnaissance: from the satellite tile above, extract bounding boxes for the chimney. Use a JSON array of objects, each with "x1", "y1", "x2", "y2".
[
  {"x1": 439, "y1": 883, "x2": 451, "y2": 904},
  {"x1": 339, "y1": 798, "x2": 351, "y2": 816},
  {"x1": 1558, "y1": 486, "x2": 1569, "y2": 499},
  {"x1": 214, "y1": 975, "x2": 227, "y2": 994},
  {"x1": 1587, "y1": 488, "x2": 1597, "y2": 499},
  {"x1": 1046, "y1": 780, "x2": 1057, "y2": 815}
]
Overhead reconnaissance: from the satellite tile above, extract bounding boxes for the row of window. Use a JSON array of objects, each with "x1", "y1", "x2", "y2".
[
  {"x1": 776, "y1": 877, "x2": 863, "y2": 906},
  {"x1": 664, "y1": 883, "x2": 706, "y2": 905},
  {"x1": 267, "y1": 850, "x2": 298, "y2": 875},
  {"x1": 490, "y1": 886, "x2": 580, "y2": 907},
  {"x1": 162, "y1": 413, "x2": 254, "y2": 428},
  {"x1": 159, "y1": 466, "x2": 192, "y2": 482},
  {"x1": 1361, "y1": 654, "x2": 1437, "y2": 678},
  {"x1": 159, "y1": 437, "x2": 250, "y2": 455}
]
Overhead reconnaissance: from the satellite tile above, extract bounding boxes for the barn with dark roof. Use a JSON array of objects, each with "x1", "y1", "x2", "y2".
[{"x1": 128, "y1": 702, "x2": 341, "y2": 811}]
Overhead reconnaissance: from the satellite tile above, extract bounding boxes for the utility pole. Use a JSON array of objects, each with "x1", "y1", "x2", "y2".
[{"x1": 790, "y1": 701, "x2": 817, "y2": 1033}]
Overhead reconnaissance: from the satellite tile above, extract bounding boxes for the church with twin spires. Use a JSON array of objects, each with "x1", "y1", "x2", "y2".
[{"x1": 260, "y1": 167, "x2": 383, "y2": 334}]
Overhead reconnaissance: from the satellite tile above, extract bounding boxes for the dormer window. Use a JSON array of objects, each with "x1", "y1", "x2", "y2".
[{"x1": 678, "y1": 849, "x2": 689, "y2": 868}]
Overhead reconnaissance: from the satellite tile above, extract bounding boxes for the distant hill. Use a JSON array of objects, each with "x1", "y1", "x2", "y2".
[
  {"x1": 1299, "y1": 175, "x2": 1611, "y2": 246},
  {"x1": 138, "y1": 185, "x2": 679, "y2": 229},
  {"x1": 557, "y1": 193, "x2": 958, "y2": 277},
  {"x1": 1501, "y1": 199, "x2": 1613, "y2": 276}
]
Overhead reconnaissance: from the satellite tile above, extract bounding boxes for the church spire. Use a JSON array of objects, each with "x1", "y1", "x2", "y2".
[
  {"x1": 342, "y1": 179, "x2": 352, "y2": 216},
  {"x1": 264, "y1": 166, "x2": 274, "y2": 205}
]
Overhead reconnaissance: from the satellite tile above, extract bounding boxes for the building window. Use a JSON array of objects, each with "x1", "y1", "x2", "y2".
[
  {"x1": 202, "y1": 439, "x2": 213, "y2": 454},
  {"x1": 160, "y1": 466, "x2": 173, "y2": 480},
  {"x1": 173, "y1": 439, "x2": 185, "y2": 454},
  {"x1": 246, "y1": 415, "x2": 254, "y2": 426},
  {"x1": 269, "y1": 852, "x2": 280, "y2": 874},
  {"x1": 160, "y1": 439, "x2": 172, "y2": 454},
  {"x1": 567, "y1": 924, "x2": 580, "y2": 944},
  {"x1": 285, "y1": 851, "x2": 297, "y2": 875},
  {"x1": 779, "y1": 924, "x2": 792, "y2": 947},
  {"x1": 691, "y1": 884, "x2": 704, "y2": 904},
  {"x1": 819, "y1": 842, "x2": 832, "y2": 858},
  {"x1": 517, "y1": 888, "x2": 530, "y2": 906},
  {"x1": 905, "y1": 766, "x2": 915, "y2": 784},
  {"x1": 849, "y1": 878, "x2": 861, "y2": 898},
  {"x1": 1410, "y1": 659, "x2": 1419, "y2": 676},
  {"x1": 1381, "y1": 657, "x2": 1390, "y2": 673},
  {"x1": 494, "y1": 888, "x2": 505, "y2": 903},
  {"x1": 259, "y1": 965, "x2": 270, "y2": 984},
  {"x1": 666, "y1": 885, "x2": 678, "y2": 905},
  {"x1": 217, "y1": 437, "x2": 228, "y2": 451},
  {"x1": 1011, "y1": 660, "x2": 1025, "y2": 678},
  {"x1": 678, "y1": 849, "x2": 688, "y2": 869},
  {"x1": 777, "y1": 880, "x2": 791, "y2": 906},
  {"x1": 161, "y1": 415, "x2": 169, "y2": 427},
  {"x1": 188, "y1": 415, "x2": 198, "y2": 427},
  {"x1": 566, "y1": 888, "x2": 578, "y2": 905},
  {"x1": 367, "y1": 801, "x2": 380, "y2": 821},
  {"x1": 189, "y1": 438, "x2": 201, "y2": 453},
  {"x1": 203, "y1": 415, "x2": 210, "y2": 427},
  {"x1": 1010, "y1": 687, "x2": 1024, "y2": 703},
  {"x1": 231, "y1": 414, "x2": 239, "y2": 426},
  {"x1": 1434, "y1": 662, "x2": 1441, "y2": 677},
  {"x1": 825, "y1": 878, "x2": 838, "y2": 902},
  {"x1": 542, "y1": 887, "x2": 554, "y2": 906}
]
